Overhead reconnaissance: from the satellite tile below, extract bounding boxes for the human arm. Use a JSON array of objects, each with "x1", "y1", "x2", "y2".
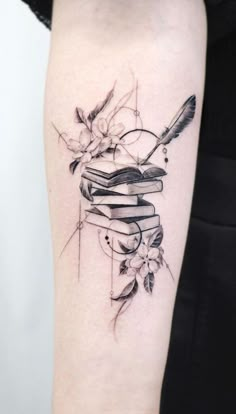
[{"x1": 45, "y1": 1, "x2": 207, "y2": 412}]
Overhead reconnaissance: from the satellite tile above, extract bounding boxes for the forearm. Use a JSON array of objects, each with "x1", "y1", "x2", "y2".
[{"x1": 45, "y1": 1, "x2": 207, "y2": 413}]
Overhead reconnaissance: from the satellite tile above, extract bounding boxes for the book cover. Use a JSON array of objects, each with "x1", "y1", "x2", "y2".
[
  {"x1": 94, "y1": 199, "x2": 155, "y2": 219},
  {"x1": 92, "y1": 189, "x2": 139, "y2": 205},
  {"x1": 85, "y1": 207, "x2": 160, "y2": 235},
  {"x1": 92, "y1": 179, "x2": 163, "y2": 195}
]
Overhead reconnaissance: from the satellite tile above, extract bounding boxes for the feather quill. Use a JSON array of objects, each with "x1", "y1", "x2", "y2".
[
  {"x1": 159, "y1": 95, "x2": 196, "y2": 145},
  {"x1": 141, "y1": 95, "x2": 196, "y2": 164}
]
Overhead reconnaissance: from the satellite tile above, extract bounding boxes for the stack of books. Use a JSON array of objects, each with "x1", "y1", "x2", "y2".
[{"x1": 83, "y1": 160, "x2": 166, "y2": 236}]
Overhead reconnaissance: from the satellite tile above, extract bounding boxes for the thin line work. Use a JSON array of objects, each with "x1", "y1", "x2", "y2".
[{"x1": 52, "y1": 79, "x2": 196, "y2": 331}]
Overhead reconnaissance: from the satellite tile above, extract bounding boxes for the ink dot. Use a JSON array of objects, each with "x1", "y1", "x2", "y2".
[
  {"x1": 165, "y1": 157, "x2": 169, "y2": 163},
  {"x1": 105, "y1": 236, "x2": 109, "y2": 240},
  {"x1": 163, "y1": 147, "x2": 167, "y2": 154},
  {"x1": 107, "y1": 241, "x2": 110, "y2": 245}
]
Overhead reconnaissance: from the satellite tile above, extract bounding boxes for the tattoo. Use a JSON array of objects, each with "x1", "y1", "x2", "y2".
[{"x1": 53, "y1": 80, "x2": 196, "y2": 332}]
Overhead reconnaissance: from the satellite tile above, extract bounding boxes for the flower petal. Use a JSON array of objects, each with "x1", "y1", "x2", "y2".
[
  {"x1": 98, "y1": 118, "x2": 108, "y2": 134},
  {"x1": 143, "y1": 229, "x2": 158, "y2": 247},
  {"x1": 148, "y1": 247, "x2": 160, "y2": 260},
  {"x1": 79, "y1": 128, "x2": 92, "y2": 148},
  {"x1": 98, "y1": 137, "x2": 112, "y2": 153},
  {"x1": 101, "y1": 137, "x2": 112, "y2": 145},
  {"x1": 127, "y1": 268, "x2": 137, "y2": 277},
  {"x1": 159, "y1": 246, "x2": 164, "y2": 255},
  {"x1": 149, "y1": 260, "x2": 160, "y2": 273},
  {"x1": 90, "y1": 146, "x2": 101, "y2": 157},
  {"x1": 81, "y1": 152, "x2": 92, "y2": 163},
  {"x1": 109, "y1": 122, "x2": 125, "y2": 136},
  {"x1": 110, "y1": 135, "x2": 122, "y2": 144},
  {"x1": 92, "y1": 124, "x2": 103, "y2": 138},
  {"x1": 67, "y1": 139, "x2": 82, "y2": 153},
  {"x1": 138, "y1": 243, "x2": 148, "y2": 258},
  {"x1": 139, "y1": 262, "x2": 149, "y2": 278},
  {"x1": 74, "y1": 151, "x2": 84, "y2": 158},
  {"x1": 130, "y1": 255, "x2": 144, "y2": 269},
  {"x1": 87, "y1": 136, "x2": 101, "y2": 152}
]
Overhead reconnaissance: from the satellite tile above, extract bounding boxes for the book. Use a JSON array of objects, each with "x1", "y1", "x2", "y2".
[
  {"x1": 92, "y1": 179, "x2": 163, "y2": 195},
  {"x1": 94, "y1": 199, "x2": 155, "y2": 219},
  {"x1": 82, "y1": 160, "x2": 166, "y2": 188},
  {"x1": 85, "y1": 208, "x2": 160, "y2": 235},
  {"x1": 113, "y1": 226, "x2": 162, "y2": 246},
  {"x1": 92, "y1": 189, "x2": 139, "y2": 205}
]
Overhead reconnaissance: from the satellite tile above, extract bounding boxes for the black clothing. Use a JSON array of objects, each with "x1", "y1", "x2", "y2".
[
  {"x1": 161, "y1": 25, "x2": 236, "y2": 414},
  {"x1": 20, "y1": 1, "x2": 236, "y2": 413}
]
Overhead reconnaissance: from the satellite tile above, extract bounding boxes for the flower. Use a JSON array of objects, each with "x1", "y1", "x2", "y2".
[
  {"x1": 93, "y1": 118, "x2": 125, "y2": 145},
  {"x1": 129, "y1": 243, "x2": 161, "y2": 278},
  {"x1": 67, "y1": 128, "x2": 101, "y2": 164}
]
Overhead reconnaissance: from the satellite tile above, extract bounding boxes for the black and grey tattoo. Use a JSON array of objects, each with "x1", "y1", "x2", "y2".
[{"x1": 53, "y1": 80, "x2": 196, "y2": 330}]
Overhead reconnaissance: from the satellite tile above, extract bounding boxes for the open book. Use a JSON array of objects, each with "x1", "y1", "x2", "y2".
[{"x1": 82, "y1": 160, "x2": 166, "y2": 188}]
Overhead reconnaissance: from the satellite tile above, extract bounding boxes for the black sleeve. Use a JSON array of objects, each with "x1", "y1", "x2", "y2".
[
  {"x1": 21, "y1": 0, "x2": 52, "y2": 29},
  {"x1": 21, "y1": 0, "x2": 236, "y2": 44}
]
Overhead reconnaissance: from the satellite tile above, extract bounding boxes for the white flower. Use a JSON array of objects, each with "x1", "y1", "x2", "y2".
[
  {"x1": 67, "y1": 128, "x2": 101, "y2": 164},
  {"x1": 129, "y1": 244, "x2": 161, "y2": 278},
  {"x1": 93, "y1": 118, "x2": 125, "y2": 145}
]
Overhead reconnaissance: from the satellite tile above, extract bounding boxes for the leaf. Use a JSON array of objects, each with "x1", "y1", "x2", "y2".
[
  {"x1": 105, "y1": 147, "x2": 121, "y2": 155},
  {"x1": 75, "y1": 107, "x2": 87, "y2": 124},
  {"x1": 144, "y1": 166, "x2": 166, "y2": 179},
  {"x1": 118, "y1": 240, "x2": 133, "y2": 254},
  {"x1": 159, "y1": 95, "x2": 196, "y2": 145},
  {"x1": 105, "y1": 147, "x2": 115, "y2": 154},
  {"x1": 100, "y1": 147, "x2": 121, "y2": 160},
  {"x1": 150, "y1": 226, "x2": 163, "y2": 248},
  {"x1": 79, "y1": 178, "x2": 93, "y2": 201},
  {"x1": 144, "y1": 272, "x2": 155, "y2": 294},
  {"x1": 69, "y1": 159, "x2": 80, "y2": 174},
  {"x1": 112, "y1": 279, "x2": 138, "y2": 302},
  {"x1": 112, "y1": 299, "x2": 131, "y2": 333},
  {"x1": 88, "y1": 88, "x2": 114, "y2": 122},
  {"x1": 119, "y1": 260, "x2": 128, "y2": 275}
]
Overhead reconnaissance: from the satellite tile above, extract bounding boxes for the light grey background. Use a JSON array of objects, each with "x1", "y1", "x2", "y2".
[{"x1": 0, "y1": 2, "x2": 53, "y2": 413}]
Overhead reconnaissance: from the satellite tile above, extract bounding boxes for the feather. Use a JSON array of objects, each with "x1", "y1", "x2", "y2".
[
  {"x1": 141, "y1": 95, "x2": 196, "y2": 164},
  {"x1": 159, "y1": 95, "x2": 196, "y2": 145},
  {"x1": 87, "y1": 88, "x2": 114, "y2": 123}
]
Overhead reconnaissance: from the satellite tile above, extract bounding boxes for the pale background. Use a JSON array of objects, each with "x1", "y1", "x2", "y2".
[{"x1": 0, "y1": 1, "x2": 53, "y2": 413}]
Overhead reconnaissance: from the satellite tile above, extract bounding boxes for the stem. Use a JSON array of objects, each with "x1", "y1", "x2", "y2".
[
  {"x1": 52, "y1": 122, "x2": 68, "y2": 145},
  {"x1": 162, "y1": 258, "x2": 174, "y2": 281},
  {"x1": 141, "y1": 141, "x2": 160, "y2": 164}
]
